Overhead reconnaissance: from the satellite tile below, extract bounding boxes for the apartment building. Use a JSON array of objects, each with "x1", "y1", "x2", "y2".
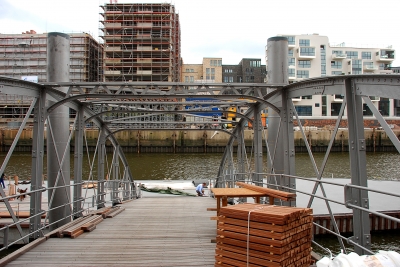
[
  {"x1": 100, "y1": 3, "x2": 181, "y2": 83},
  {"x1": 0, "y1": 31, "x2": 103, "y2": 83},
  {"x1": 223, "y1": 58, "x2": 266, "y2": 83},
  {"x1": 181, "y1": 58, "x2": 222, "y2": 84},
  {"x1": 266, "y1": 34, "x2": 397, "y2": 118},
  {"x1": 182, "y1": 58, "x2": 266, "y2": 84}
]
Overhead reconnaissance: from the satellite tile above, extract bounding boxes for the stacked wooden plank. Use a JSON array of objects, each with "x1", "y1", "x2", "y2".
[
  {"x1": 215, "y1": 203, "x2": 313, "y2": 267},
  {"x1": 61, "y1": 215, "x2": 103, "y2": 238},
  {"x1": 46, "y1": 206, "x2": 125, "y2": 239}
]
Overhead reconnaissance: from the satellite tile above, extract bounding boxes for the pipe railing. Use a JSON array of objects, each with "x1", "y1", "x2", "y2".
[{"x1": 0, "y1": 178, "x2": 139, "y2": 251}]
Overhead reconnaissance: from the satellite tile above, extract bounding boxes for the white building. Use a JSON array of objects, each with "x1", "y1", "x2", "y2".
[{"x1": 265, "y1": 34, "x2": 397, "y2": 118}]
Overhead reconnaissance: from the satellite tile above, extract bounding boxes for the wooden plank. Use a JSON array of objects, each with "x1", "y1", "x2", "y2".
[
  {"x1": 0, "y1": 237, "x2": 46, "y2": 266},
  {"x1": 206, "y1": 207, "x2": 217, "y2": 211},
  {"x1": 5, "y1": 197, "x2": 218, "y2": 267},
  {"x1": 236, "y1": 182, "x2": 296, "y2": 201}
]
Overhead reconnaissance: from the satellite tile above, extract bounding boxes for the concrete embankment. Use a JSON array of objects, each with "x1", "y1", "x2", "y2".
[{"x1": 0, "y1": 128, "x2": 399, "y2": 153}]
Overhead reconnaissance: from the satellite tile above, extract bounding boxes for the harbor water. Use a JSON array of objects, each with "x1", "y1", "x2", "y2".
[{"x1": 1, "y1": 151, "x2": 400, "y2": 181}]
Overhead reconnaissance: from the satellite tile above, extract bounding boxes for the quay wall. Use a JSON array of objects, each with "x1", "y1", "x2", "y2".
[{"x1": 0, "y1": 128, "x2": 399, "y2": 153}]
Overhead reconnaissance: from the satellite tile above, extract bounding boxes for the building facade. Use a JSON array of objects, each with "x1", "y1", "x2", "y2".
[
  {"x1": 0, "y1": 31, "x2": 103, "y2": 83},
  {"x1": 182, "y1": 58, "x2": 266, "y2": 84},
  {"x1": 266, "y1": 34, "x2": 397, "y2": 118},
  {"x1": 100, "y1": 3, "x2": 181, "y2": 83}
]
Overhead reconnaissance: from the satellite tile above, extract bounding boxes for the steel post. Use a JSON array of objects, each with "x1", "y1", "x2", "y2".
[
  {"x1": 47, "y1": 32, "x2": 71, "y2": 230},
  {"x1": 253, "y1": 103, "x2": 263, "y2": 185},
  {"x1": 237, "y1": 124, "x2": 245, "y2": 182},
  {"x1": 29, "y1": 94, "x2": 45, "y2": 239},
  {"x1": 97, "y1": 128, "x2": 106, "y2": 208},
  {"x1": 73, "y1": 106, "x2": 84, "y2": 218},
  {"x1": 112, "y1": 145, "x2": 120, "y2": 205},
  {"x1": 281, "y1": 89, "x2": 296, "y2": 206},
  {"x1": 345, "y1": 78, "x2": 371, "y2": 254}
]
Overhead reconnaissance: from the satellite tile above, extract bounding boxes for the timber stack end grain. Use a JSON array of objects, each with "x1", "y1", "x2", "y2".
[{"x1": 215, "y1": 203, "x2": 313, "y2": 267}]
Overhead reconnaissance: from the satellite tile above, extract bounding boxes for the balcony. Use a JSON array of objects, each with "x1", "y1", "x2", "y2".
[
  {"x1": 297, "y1": 47, "x2": 316, "y2": 59},
  {"x1": 363, "y1": 64, "x2": 377, "y2": 72},
  {"x1": 377, "y1": 50, "x2": 395, "y2": 62},
  {"x1": 332, "y1": 53, "x2": 347, "y2": 60}
]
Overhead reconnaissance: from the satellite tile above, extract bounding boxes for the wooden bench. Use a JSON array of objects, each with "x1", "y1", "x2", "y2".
[{"x1": 235, "y1": 182, "x2": 296, "y2": 204}]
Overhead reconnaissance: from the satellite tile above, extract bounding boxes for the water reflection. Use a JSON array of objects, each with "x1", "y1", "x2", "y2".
[{"x1": 0, "y1": 152, "x2": 399, "y2": 181}]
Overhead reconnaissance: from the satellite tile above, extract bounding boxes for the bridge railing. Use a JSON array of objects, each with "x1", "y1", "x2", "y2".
[
  {"x1": 0, "y1": 178, "x2": 140, "y2": 251},
  {"x1": 212, "y1": 171, "x2": 400, "y2": 256}
]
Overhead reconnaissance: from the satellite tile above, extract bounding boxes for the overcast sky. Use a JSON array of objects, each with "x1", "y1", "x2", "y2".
[{"x1": 1, "y1": 0, "x2": 399, "y2": 66}]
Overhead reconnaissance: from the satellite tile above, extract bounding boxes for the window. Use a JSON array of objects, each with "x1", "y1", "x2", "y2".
[
  {"x1": 352, "y1": 59, "x2": 362, "y2": 74},
  {"x1": 331, "y1": 103, "x2": 342, "y2": 116},
  {"x1": 379, "y1": 98, "x2": 390, "y2": 116},
  {"x1": 332, "y1": 50, "x2": 343, "y2": 55},
  {"x1": 288, "y1": 68, "x2": 295, "y2": 77},
  {"x1": 295, "y1": 105, "x2": 312, "y2": 116},
  {"x1": 185, "y1": 76, "x2": 189, "y2": 82},
  {"x1": 346, "y1": 51, "x2": 358, "y2": 59},
  {"x1": 210, "y1": 59, "x2": 222, "y2": 66},
  {"x1": 284, "y1": 36, "x2": 295, "y2": 45},
  {"x1": 211, "y1": 68, "x2": 215, "y2": 80},
  {"x1": 288, "y1": 49, "x2": 294, "y2": 57},
  {"x1": 315, "y1": 103, "x2": 320, "y2": 107},
  {"x1": 297, "y1": 70, "x2": 309, "y2": 78},
  {"x1": 190, "y1": 76, "x2": 194, "y2": 83},
  {"x1": 223, "y1": 76, "x2": 234, "y2": 83},
  {"x1": 206, "y1": 68, "x2": 210, "y2": 80},
  {"x1": 299, "y1": 39, "x2": 310, "y2": 47},
  {"x1": 362, "y1": 104, "x2": 373, "y2": 116},
  {"x1": 288, "y1": 57, "x2": 295, "y2": 66},
  {"x1": 250, "y1": 60, "x2": 261, "y2": 67},
  {"x1": 299, "y1": 47, "x2": 315, "y2": 56},
  {"x1": 362, "y1": 52, "x2": 372, "y2": 59},
  {"x1": 224, "y1": 69, "x2": 233, "y2": 73},
  {"x1": 332, "y1": 71, "x2": 343, "y2": 75},
  {"x1": 298, "y1": 60, "x2": 311, "y2": 68},
  {"x1": 331, "y1": 61, "x2": 342, "y2": 69},
  {"x1": 302, "y1": 95, "x2": 312, "y2": 99}
]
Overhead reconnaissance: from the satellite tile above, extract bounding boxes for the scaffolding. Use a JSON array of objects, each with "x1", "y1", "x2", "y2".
[
  {"x1": 0, "y1": 32, "x2": 103, "y2": 83},
  {"x1": 99, "y1": 3, "x2": 181, "y2": 83}
]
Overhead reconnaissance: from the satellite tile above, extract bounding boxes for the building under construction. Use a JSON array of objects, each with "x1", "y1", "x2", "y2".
[
  {"x1": 100, "y1": 3, "x2": 181, "y2": 82},
  {"x1": 0, "y1": 31, "x2": 103, "y2": 82}
]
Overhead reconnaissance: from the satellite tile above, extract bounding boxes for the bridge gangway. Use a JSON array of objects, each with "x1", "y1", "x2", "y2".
[{"x1": 2, "y1": 196, "x2": 217, "y2": 267}]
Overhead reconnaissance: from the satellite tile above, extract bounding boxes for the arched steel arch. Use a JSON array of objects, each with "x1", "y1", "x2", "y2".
[
  {"x1": 0, "y1": 76, "x2": 137, "y2": 239},
  {"x1": 216, "y1": 74, "x2": 400, "y2": 255}
]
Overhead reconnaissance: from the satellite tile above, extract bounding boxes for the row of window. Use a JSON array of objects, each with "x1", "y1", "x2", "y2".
[
  {"x1": 209, "y1": 59, "x2": 222, "y2": 66},
  {"x1": 295, "y1": 101, "x2": 390, "y2": 116}
]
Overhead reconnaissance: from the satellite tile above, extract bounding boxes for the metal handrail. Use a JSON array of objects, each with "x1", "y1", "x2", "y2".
[{"x1": 0, "y1": 179, "x2": 138, "y2": 252}]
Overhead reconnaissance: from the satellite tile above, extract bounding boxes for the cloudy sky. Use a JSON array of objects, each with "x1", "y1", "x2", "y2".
[{"x1": 0, "y1": 0, "x2": 399, "y2": 65}]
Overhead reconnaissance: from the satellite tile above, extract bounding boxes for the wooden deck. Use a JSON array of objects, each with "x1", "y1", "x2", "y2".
[{"x1": 4, "y1": 196, "x2": 217, "y2": 267}]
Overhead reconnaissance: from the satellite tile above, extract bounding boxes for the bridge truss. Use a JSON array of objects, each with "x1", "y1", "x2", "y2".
[{"x1": 0, "y1": 74, "x2": 400, "y2": 256}]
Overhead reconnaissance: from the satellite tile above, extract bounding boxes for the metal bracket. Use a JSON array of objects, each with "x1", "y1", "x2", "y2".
[
  {"x1": 362, "y1": 198, "x2": 369, "y2": 209},
  {"x1": 359, "y1": 139, "x2": 366, "y2": 151},
  {"x1": 344, "y1": 184, "x2": 353, "y2": 209}
]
